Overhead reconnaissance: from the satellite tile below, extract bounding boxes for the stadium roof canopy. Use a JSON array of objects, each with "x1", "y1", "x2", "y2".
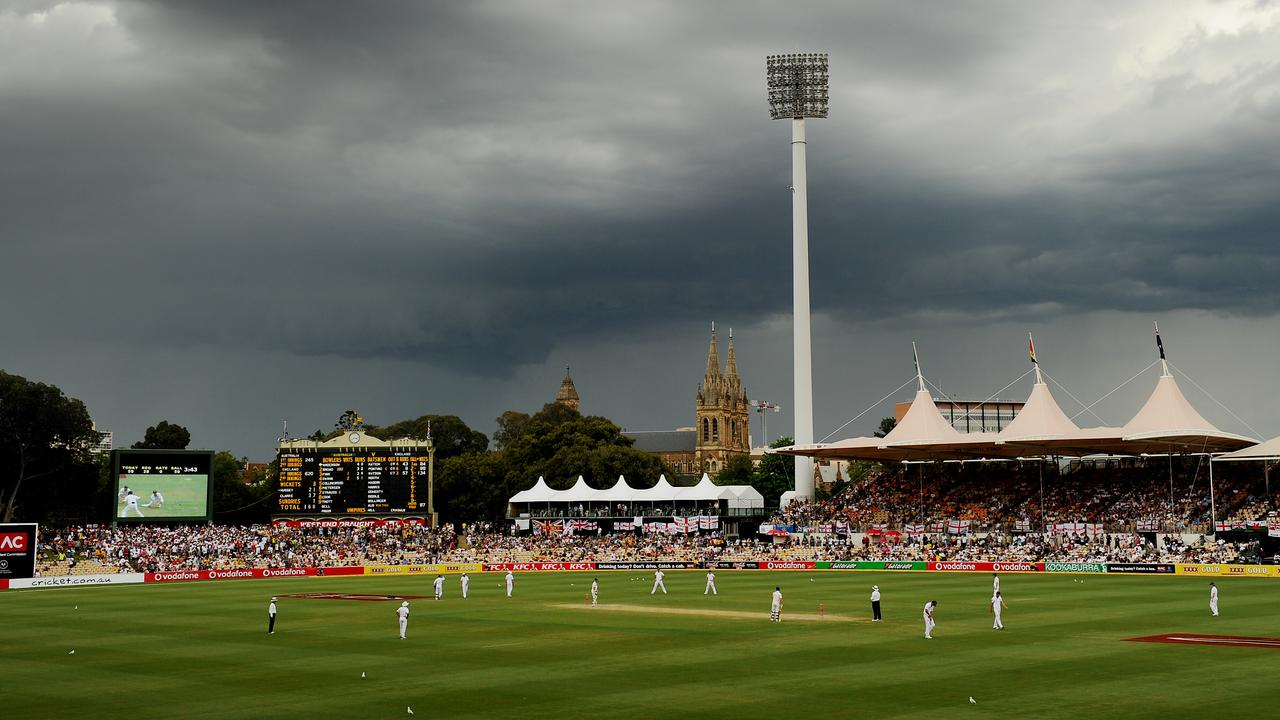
[
  {"x1": 1214, "y1": 436, "x2": 1280, "y2": 462},
  {"x1": 775, "y1": 353, "x2": 1257, "y2": 463}
]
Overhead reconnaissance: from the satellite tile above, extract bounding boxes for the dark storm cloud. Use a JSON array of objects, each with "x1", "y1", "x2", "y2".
[{"x1": 2, "y1": 1, "x2": 1279, "y2": 454}]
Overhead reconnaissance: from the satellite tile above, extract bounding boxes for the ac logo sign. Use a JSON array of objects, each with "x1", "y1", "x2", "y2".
[{"x1": 0, "y1": 533, "x2": 28, "y2": 551}]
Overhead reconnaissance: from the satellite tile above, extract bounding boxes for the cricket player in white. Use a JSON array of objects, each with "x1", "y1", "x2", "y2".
[
  {"x1": 460, "y1": 573, "x2": 470, "y2": 599},
  {"x1": 990, "y1": 591, "x2": 1007, "y2": 630},
  {"x1": 591, "y1": 578, "x2": 599, "y2": 607},
  {"x1": 121, "y1": 492, "x2": 144, "y2": 518},
  {"x1": 268, "y1": 597, "x2": 277, "y2": 634},
  {"x1": 770, "y1": 587, "x2": 783, "y2": 622},
  {"x1": 651, "y1": 569, "x2": 667, "y2": 594},
  {"x1": 433, "y1": 574, "x2": 444, "y2": 600},
  {"x1": 396, "y1": 601, "x2": 410, "y2": 639},
  {"x1": 923, "y1": 600, "x2": 937, "y2": 639},
  {"x1": 992, "y1": 573, "x2": 1000, "y2": 595},
  {"x1": 505, "y1": 571, "x2": 514, "y2": 597},
  {"x1": 1209, "y1": 582, "x2": 1219, "y2": 616},
  {"x1": 144, "y1": 491, "x2": 164, "y2": 508},
  {"x1": 118, "y1": 485, "x2": 131, "y2": 503},
  {"x1": 704, "y1": 570, "x2": 717, "y2": 595}
]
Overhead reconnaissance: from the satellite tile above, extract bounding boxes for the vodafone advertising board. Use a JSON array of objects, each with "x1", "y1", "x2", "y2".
[
  {"x1": 926, "y1": 561, "x2": 1044, "y2": 573},
  {"x1": 143, "y1": 567, "x2": 363, "y2": 583}
]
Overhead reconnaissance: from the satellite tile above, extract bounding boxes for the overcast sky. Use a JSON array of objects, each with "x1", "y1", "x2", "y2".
[{"x1": 3, "y1": 1, "x2": 1278, "y2": 461}]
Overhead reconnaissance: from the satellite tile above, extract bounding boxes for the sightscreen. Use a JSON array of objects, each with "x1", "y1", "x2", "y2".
[
  {"x1": 112, "y1": 450, "x2": 214, "y2": 522},
  {"x1": 276, "y1": 449, "x2": 428, "y2": 514}
]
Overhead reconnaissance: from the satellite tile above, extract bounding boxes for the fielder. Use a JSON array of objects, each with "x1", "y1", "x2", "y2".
[
  {"x1": 460, "y1": 573, "x2": 470, "y2": 599},
  {"x1": 990, "y1": 591, "x2": 1007, "y2": 630},
  {"x1": 1209, "y1": 582, "x2": 1219, "y2": 617},
  {"x1": 120, "y1": 491, "x2": 144, "y2": 518},
  {"x1": 396, "y1": 601, "x2": 410, "y2": 639},
  {"x1": 591, "y1": 578, "x2": 599, "y2": 607},
  {"x1": 118, "y1": 485, "x2": 131, "y2": 503},
  {"x1": 505, "y1": 570, "x2": 514, "y2": 597},
  {"x1": 704, "y1": 570, "x2": 718, "y2": 595},
  {"x1": 651, "y1": 569, "x2": 667, "y2": 595},
  {"x1": 268, "y1": 597, "x2": 278, "y2": 634},
  {"x1": 143, "y1": 490, "x2": 164, "y2": 509},
  {"x1": 770, "y1": 587, "x2": 783, "y2": 623},
  {"x1": 923, "y1": 600, "x2": 937, "y2": 639},
  {"x1": 433, "y1": 574, "x2": 444, "y2": 600},
  {"x1": 993, "y1": 573, "x2": 1000, "y2": 595}
]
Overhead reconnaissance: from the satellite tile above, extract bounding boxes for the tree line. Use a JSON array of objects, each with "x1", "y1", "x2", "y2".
[{"x1": 1, "y1": 369, "x2": 806, "y2": 526}]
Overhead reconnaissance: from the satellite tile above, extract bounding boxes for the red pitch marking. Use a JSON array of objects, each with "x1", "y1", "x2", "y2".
[
  {"x1": 1126, "y1": 633, "x2": 1280, "y2": 649},
  {"x1": 279, "y1": 593, "x2": 431, "y2": 602}
]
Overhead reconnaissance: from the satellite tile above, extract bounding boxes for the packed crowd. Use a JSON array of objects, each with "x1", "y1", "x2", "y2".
[
  {"x1": 35, "y1": 519, "x2": 1271, "y2": 576},
  {"x1": 773, "y1": 460, "x2": 1274, "y2": 533}
]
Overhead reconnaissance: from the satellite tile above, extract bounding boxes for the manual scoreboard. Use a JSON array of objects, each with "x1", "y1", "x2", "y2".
[{"x1": 276, "y1": 449, "x2": 428, "y2": 514}]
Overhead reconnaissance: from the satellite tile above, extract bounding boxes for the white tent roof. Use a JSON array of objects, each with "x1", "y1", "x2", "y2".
[
  {"x1": 1215, "y1": 436, "x2": 1280, "y2": 462},
  {"x1": 998, "y1": 381, "x2": 1079, "y2": 443},
  {"x1": 882, "y1": 389, "x2": 962, "y2": 446},
  {"x1": 674, "y1": 474, "x2": 726, "y2": 501},
  {"x1": 509, "y1": 476, "x2": 557, "y2": 503},
  {"x1": 1119, "y1": 371, "x2": 1256, "y2": 451},
  {"x1": 592, "y1": 476, "x2": 637, "y2": 502},
  {"x1": 631, "y1": 474, "x2": 677, "y2": 501},
  {"x1": 725, "y1": 484, "x2": 764, "y2": 508},
  {"x1": 560, "y1": 475, "x2": 595, "y2": 503}
]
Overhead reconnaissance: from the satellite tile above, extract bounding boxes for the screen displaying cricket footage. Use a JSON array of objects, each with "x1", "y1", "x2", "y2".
[
  {"x1": 111, "y1": 450, "x2": 214, "y2": 522},
  {"x1": 275, "y1": 448, "x2": 428, "y2": 514}
]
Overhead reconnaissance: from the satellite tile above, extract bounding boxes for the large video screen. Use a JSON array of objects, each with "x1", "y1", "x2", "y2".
[
  {"x1": 276, "y1": 449, "x2": 428, "y2": 514},
  {"x1": 112, "y1": 450, "x2": 214, "y2": 522}
]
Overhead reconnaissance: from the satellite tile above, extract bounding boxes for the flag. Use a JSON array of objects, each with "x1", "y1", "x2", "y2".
[
  {"x1": 905, "y1": 523, "x2": 925, "y2": 536},
  {"x1": 1014, "y1": 519, "x2": 1031, "y2": 532},
  {"x1": 1028, "y1": 333, "x2": 1037, "y2": 365},
  {"x1": 927, "y1": 521, "x2": 945, "y2": 534},
  {"x1": 1154, "y1": 321, "x2": 1165, "y2": 360},
  {"x1": 912, "y1": 342, "x2": 920, "y2": 376},
  {"x1": 1269, "y1": 522, "x2": 1280, "y2": 538},
  {"x1": 946, "y1": 519, "x2": 971, "y2": 534}
]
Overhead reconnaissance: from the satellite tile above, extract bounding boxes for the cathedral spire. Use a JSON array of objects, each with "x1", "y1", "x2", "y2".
[
  {"x1": 704, "y1": 322, "x2": 721, "y2": 380},
  {"x1": 556, "y1": 366, "x2": 580, "y2": 412},
  {"x1": 725, "y1": 327, "x2": 739, "y2": 381}
]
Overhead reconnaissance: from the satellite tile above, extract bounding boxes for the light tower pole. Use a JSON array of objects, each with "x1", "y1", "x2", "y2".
[{"x1": 767, "y1": 53, "x2": 828, "y2": 502}]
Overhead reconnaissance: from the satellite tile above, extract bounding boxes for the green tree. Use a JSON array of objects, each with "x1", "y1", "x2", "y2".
[
  {"x1": 750, "y1": 436, "x2": 796, "y2": 510},
  {"x1": 438, "y1": 403, "x2": 670, "y2": 522},
  {"x1": 873, "y1": 417, "x2": 897, "y2": 438},
  {"x1": 133, "y1": 421, "x2": 191, "y2": 450},
  {"x1": 715, "y1": 453, "x2": 755, "y2": 487},
  {"x1": 0, "y1": 371, "x2": 101, "y2": 522},
  {"x1": 211, "y1": 452, "x2": 273, "y2": 524},
  {"x1": 492, "y1": 410, "x2": 530, "y2": 450},
  {"x1": 365, "y1": 414, "x2": 488, "y2": 460}
]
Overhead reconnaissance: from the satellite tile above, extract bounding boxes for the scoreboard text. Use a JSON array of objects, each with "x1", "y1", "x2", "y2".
[{"x1": 276, "y1": 450, "x2": 427, "y2": 514}]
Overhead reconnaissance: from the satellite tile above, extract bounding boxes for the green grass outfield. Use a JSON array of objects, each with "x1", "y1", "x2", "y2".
[{"x1": 3, "y1": 570, "x2": 1275, "y2": 719}]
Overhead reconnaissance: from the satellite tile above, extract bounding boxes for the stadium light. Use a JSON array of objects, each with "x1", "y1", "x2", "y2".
[
  {"x1": 766, "y1": 53, "x2": 828, "y2": 501},
  {"x1": 751, "y1": 400, "x2": 781, "y2": 447}
]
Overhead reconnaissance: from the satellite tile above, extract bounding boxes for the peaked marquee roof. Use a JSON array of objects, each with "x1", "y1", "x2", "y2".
[{"x1": 776, "y1": 345, "x2": 1257, "y2": 463}]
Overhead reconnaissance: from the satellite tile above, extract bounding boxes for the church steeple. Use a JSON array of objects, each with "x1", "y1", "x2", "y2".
[
  {"x1": 556, "y1": 366, "x2": 580, "y2": 412},
  {"x1": 704, "y1": 322, "x2": 721, "y2": 380},
  {"x1": 725, "y1": 327, "x2": 739, "y2": 381}
]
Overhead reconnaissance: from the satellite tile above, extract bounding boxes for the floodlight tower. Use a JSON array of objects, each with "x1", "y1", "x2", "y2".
[{"x1": 767, "y1": 53, "x2": 828, "y2": 502}]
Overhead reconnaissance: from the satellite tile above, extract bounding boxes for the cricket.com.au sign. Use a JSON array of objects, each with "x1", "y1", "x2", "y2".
[{"x1": 0, "y1": 524, "x2": 38, "y2": 579}]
